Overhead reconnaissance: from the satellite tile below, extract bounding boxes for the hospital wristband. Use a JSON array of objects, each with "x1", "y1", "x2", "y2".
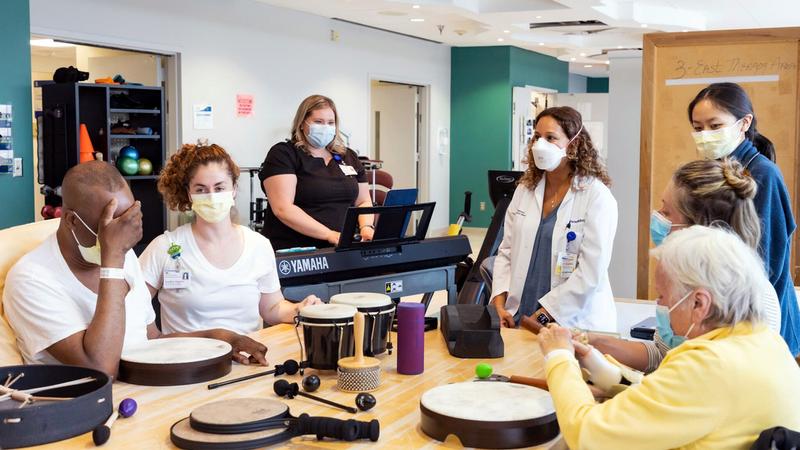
[{"x1": 99, "y1": 267, "x2": 126, "y2": 280}]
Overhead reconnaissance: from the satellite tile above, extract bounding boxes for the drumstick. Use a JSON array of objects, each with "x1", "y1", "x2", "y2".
[
  {"x1": 92, "y1": 398, "x2": 137, "y2": 445},
  {"x1": 274, "y1": 380, "x2": 358, "y2": 414},
  {"x1": 207, "y1": 359, "x2": 299, "y2": 390},
  {"x1": 508, "y1": 375, "x2": 549, "y2": 391}
]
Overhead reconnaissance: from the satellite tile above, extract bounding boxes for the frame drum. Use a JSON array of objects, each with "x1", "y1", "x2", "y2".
[
  {"x1": 119, "y1": 337, "x2": 232, "y2": 386},
  {"x1": 0, "y1": 365, "x2": 112, "y2": 449},
  {"x1": 330, "y1": 292, "x2": 395, "y2": 356},
  {"x1": 296, "y1": 304, "x2": 356, "y2": 370},
  {"x1": 420, "y1": 382, "x2": 559, "y2": 448}
]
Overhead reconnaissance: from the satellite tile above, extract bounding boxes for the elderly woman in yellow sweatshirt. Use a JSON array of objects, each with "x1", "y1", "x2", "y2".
[{"x1": 538, "y1": 225, "x2": 800, "y2": 450}]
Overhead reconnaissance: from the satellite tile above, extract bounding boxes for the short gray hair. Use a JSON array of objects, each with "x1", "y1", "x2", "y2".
[{"x1": 651, "y1": 225, "x2": 766, "y2": 328}]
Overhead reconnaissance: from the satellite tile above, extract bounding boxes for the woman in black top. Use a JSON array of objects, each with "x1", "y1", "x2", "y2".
[{"x1": 259, "y1": 95, "x2": 374, "y2": 250}]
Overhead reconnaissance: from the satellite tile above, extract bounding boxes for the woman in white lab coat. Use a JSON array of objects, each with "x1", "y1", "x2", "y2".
[{"x1": 491, "y1": 106, "x2": 618, "y2": 332}]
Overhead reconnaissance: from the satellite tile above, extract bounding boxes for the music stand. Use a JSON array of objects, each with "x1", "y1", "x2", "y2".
[{"x1": 336, "y1": 202, "x2": 436, "y2": 251}]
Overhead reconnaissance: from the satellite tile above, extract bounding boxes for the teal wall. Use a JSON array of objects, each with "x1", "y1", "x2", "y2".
[
  {"x1": 0, "y1": 0, "x2": 33, "y2": 229},
  {"x1": 587, "y1": 77, "x2": 609, "y2": 93},
  {"x1": 450, "y1": 46, "x2": 568, "y2": 227}
]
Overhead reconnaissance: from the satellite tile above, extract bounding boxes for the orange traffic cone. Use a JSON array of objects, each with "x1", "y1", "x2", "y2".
[{"x1": 79, "y1": 124, "x2": 95, "y2": 163}]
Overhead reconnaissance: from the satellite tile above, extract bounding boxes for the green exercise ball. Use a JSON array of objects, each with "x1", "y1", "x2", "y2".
[
  {"x1": 137, "y1": 158, "x2": 153, "y2": 175},
  {"x1": 117, "y1": 156, "x2": 139, "y2": 176}
]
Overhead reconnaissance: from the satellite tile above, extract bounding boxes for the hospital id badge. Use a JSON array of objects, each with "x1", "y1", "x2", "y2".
[
  {"x1": 163, "y1": 269, "x2": 191, "y2": 289},
  {"x1": 339, "y1": 164, "x2": 357, "y2": 176},
  {"x1": 556, "y1": 252, "x2": 578, "y2": 279}
]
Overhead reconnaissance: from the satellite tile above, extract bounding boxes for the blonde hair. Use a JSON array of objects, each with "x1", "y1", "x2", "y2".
[
  {"x1": 290, "y1": 95, "x2": 346, "y2": 155},
  {"x1": 519, "y1": 106, "x2": 611, "y2": 189},
  {"x1": 671, "y1": 158, "x2": 760, "y2": 250}
]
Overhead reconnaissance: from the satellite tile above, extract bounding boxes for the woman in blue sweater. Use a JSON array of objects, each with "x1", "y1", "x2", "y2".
[{"x1": 688, "y1": 82, "x2": 799, "y2": 355}]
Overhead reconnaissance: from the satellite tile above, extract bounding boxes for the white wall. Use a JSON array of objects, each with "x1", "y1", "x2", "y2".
[
  {"x1": 606, "y1": 51, "x2": 643, "y2": 299},
  {"x1": 568, "y1": 73, "x2": 588, "y2": 93},
  {"x1": 30, "y1": 0, "x2": 452, "y2": 231}
]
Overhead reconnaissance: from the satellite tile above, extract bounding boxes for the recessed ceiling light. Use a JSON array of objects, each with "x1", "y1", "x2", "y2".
[
  {"x1": 538, "y1": 42, "x2": 544, "y2": 46},
  {"x1": 604, "y1": 60, "x2": 610, "y2": 64},
  {"x1": 30, "y1": 38, "x2": 75, "y2": 48},
  {"x1": 617, "y1": 45, "x2": 623, "y2": 49},
  {"x1": 584, "y1": 65, "x2": 593, "y2": 68},
  {"x1": 412, "y1": 4, "x2": 420, "y2": 8},
  {"x1": 497, "y1": 38, "x2": 505, "y2": 42},
  {"x1": 579, "y1": 52, "x2": 586, "y2": 57},
  {"x1": 410, "y1": 18, "x2": 425, "y2": 22},
  {"x1": 503, "y1": 29, "x2": 510, "y2": 33},
  {"x1": 641, "y1": 24, "x2": 648, "y2": 28},
  {"x1": 570, "y1": 57, "x2": 576, "y2": 61},
  {"x1": 535, "y1": 15, "x2": 542, "y2": 19}
]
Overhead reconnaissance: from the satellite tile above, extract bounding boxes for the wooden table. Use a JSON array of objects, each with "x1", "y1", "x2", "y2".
[{"x1": 39, "y1": 325, "x2": 565, "y2": 449}]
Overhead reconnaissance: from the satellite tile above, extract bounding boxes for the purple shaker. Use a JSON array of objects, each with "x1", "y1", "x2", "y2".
[{"x1": 397, "y1": 302, "x2": 425, "y2": 375}]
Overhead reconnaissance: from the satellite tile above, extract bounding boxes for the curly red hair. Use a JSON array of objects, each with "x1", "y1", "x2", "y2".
[{"x1": 158, "y1": 143, "x2": 240, "y2": 211}]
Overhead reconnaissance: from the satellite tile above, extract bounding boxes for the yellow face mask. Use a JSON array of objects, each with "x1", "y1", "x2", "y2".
[
  {"x1": 70, "y1": 211, "x2": 102, "y2": 265},
  {"x1": 190, "y1": 191, "x2": 235, "y2": 223}
]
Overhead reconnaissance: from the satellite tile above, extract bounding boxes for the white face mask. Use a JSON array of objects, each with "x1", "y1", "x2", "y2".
[
  {"x1": 191, "y1": 191, "x2": 235, "y2": 223},
  {"x1": 531, "y1": 124, "x2": 583, "y2": 172},
  {"x1": 70, "y1": 211, "x2": 102, "y2": 266},
  {"x1": 691, "y1": 119, "x2": 743, "y2": 160}
]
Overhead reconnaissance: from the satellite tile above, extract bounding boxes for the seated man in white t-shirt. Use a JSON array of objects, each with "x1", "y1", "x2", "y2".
[{"x1": 2, "y1": 161, "x2": 268, "y2": 375}]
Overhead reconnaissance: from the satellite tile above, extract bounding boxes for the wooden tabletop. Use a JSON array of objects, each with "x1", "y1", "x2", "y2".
[{"x1": 38, "y1": 324, "x2": 566, "y2": 449}]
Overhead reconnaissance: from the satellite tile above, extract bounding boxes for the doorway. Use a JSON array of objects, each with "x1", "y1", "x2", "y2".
[
  {"x1": 512, "y1": 85, "x2": 557, "y2": 171},
  {"x1": 370, "y1": 80, "x2": 425, "y2": 192},
  {"x1": 29, "y1": 36, "x2": 180, "y2": 226}
]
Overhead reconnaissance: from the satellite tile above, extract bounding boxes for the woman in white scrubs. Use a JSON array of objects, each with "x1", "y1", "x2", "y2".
[
  {"x1": 492, "y1": 106, "x2": 618, "y2": 332},
  {"x1": 140, "y1": 143, "x2": 320, "y2": 339}
]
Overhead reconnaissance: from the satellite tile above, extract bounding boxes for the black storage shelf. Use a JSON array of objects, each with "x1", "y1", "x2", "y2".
[
  {"x1": 41, "y1": 82, "x2": 166, "y2": 254},
  {"x1": 110, "y1": 108, "x2": 161, "y2": 114},
  {"x1": 110, "y1": 134, "x2": 162, "y2": 139}
]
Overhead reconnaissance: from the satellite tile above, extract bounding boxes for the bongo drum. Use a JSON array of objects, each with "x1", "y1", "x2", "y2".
[
  {"x1": 420, "y1": 382, "x2": 559, "y2": 448},
  {"x1": 330, "y1": 292, "x2": 395, "y2": 356},
  {"x1": 170, "y1": 398, "x2": 380, "y2": 449},
  {"x1": 295, "y1": 304, "x2": 357, "y2": 371},
  {"x1": 119, "y1": 337, "x2": 232, "y2": 386},
  {"x1": 0, "y1": 365, "x2": 112, "y2": 448}
]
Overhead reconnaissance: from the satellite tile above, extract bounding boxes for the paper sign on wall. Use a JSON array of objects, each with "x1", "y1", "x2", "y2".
[
  {"x1": 193, "y1": 104, "x2": 214, "y2": 130},
  {"x1": 236, "y1": 94, "x2": 254, "y2": 117}
]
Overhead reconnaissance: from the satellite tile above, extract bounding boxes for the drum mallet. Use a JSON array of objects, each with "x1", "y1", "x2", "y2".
[
  {"x1": 274, "y1": 379, "x2": 357, "y2": 414},
  {"x1": 337, "y1": 312, "x2": 381, "y2": 392},
  {"x1": 207, "y1": 359, "x2": 300, "y2": 390},
  {"x1": 93, "y1": 398, "x2": 137, "y2": 445}
]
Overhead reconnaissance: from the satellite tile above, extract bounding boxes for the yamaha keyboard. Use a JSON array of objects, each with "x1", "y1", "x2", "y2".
[{"x1": 276, "y1": 235, "x2": 472, "y2": 287}]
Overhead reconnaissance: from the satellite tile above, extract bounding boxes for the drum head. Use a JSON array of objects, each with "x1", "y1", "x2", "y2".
[
  {"x1": 421, "y1": 382, "x2": 554, "y2": 421},
  {"x1": 171, "y1": 417, "x2": 290, "y2": 450},
  {"x1": 420, "y1": 382, "x2": 559, "y2": 449},
  {"x1": 330, "y1": 292, "x2": 393, "y2": 309},
  {"x1": 299, "y1": 304, "x2": 357, "y2": 320},
  {"x1": 119, "y1": 337, "x2": 232, "y2": 386},
  {"x1": 190, "y1": 399, "x2": 289, "y2": 434},
  {"x1": 122, "y1": 337, "x2": 232, "y2": 364}
]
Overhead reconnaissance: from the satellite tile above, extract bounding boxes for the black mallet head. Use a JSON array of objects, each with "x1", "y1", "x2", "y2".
[
  {"x1": 273, "y1": 379, "x2": 300, "y2": 398},
  {"x1": 302, "y1": 374, "x2": 321, "y2": 392},
  {"x1": 275, "y1": 359, "x2": 300, "y2": 376}
]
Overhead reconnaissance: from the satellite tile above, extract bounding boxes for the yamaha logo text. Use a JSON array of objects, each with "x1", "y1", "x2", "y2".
[{"x1": 279, "y1": 256, "x2": 330, "y2": 275}]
